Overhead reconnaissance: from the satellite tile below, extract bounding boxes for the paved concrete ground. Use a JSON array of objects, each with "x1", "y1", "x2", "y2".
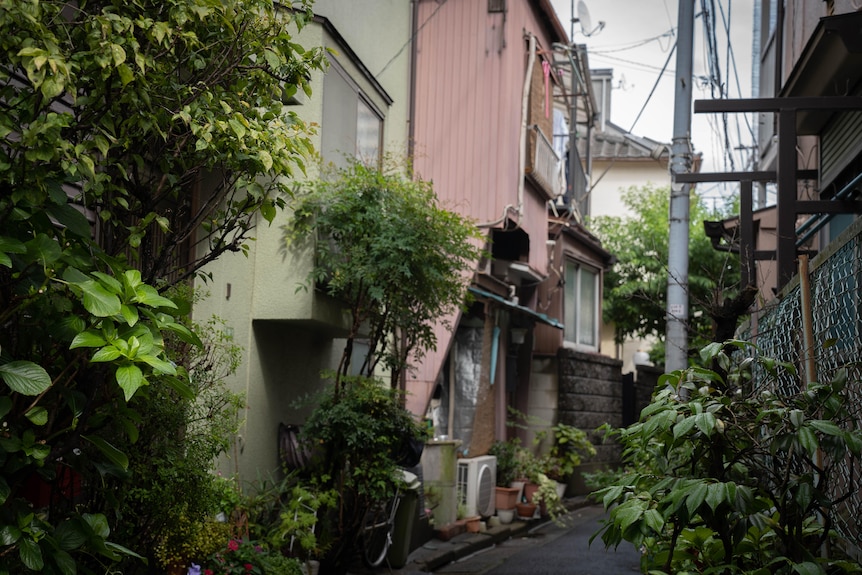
[{"x1": 349, "y1": 499, "x2": 643, "y2": 574}]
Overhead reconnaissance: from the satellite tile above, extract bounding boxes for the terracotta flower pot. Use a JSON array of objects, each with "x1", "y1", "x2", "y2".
[
  {"x1": 465, "y1": 516, "x2": 481, "y2": 533},
  {"x1": 495, "y1": 486, "x2": 520, "y2": 510},
  {"x1": 515, "y1": 502, "x2": 536, "y2": 520},
  {"x1": 522, "y1": 482, "x2": 539, "y2": 503}
]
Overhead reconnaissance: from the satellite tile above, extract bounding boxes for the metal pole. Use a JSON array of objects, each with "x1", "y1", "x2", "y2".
[{"x1": 665, "y1": 0, "x2": 695, "y2": 372}]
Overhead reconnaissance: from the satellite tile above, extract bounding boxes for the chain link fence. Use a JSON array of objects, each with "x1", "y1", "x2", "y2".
[{"x1": 738, "y1": 219, "x2": 862, "y2": 554}]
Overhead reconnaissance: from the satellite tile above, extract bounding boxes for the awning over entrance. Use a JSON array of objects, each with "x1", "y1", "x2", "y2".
[{"x1": 468, "y1": 286, "x2": 564, "y2": 330}]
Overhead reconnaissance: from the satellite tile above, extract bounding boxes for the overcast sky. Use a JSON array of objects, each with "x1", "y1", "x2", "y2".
[{"x1": 550, "y1": 0, "x2": 757, "y2": 201}]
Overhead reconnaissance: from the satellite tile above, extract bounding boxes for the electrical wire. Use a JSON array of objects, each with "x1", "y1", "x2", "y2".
[
  {"x1": 375, "y1": 0, "x2": 449, "y2": 80},
  {"x1": 587, "y1": 52, "x2": 676, "y2": 76},
  {"x1": 588, "y1": 29, "x2": 675, "y2": 54},
  {"x1": 628, "y1": 40, "x2": 677, "y2": 133}
]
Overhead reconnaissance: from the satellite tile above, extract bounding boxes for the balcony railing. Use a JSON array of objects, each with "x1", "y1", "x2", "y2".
[{"x1": 525, "y1": 124, "x2": 563, "y2": 200}]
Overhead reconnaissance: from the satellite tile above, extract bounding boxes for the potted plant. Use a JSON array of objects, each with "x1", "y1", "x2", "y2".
[
  {"x1": 515, "y1": 448, "x2": 544, "y2": 504},
  {"x1": 269, "y1": 483, "x2": 336, "y2": 575},
  {"x1": 535, "y1": 421, "x2": 596, "y2": 488},
  {"x1": 487, "y1": 440, "x2": 521, "y2": 510},
  {"x1": 530, "y1": 473, "x2": 567, "y2": 523}
]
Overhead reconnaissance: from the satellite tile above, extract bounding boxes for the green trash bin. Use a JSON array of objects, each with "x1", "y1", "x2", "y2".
[{"x1": 387, "y1": 469, "x2": 421, "y2": 568}]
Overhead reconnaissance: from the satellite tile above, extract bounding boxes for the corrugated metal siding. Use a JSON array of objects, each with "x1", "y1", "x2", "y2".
[
  {"x1": 410, "y1": 0, "x2": 558, "y2": 403},
  {"x1": 820, "y1": 110, "x2": 862, "y2": 189}
]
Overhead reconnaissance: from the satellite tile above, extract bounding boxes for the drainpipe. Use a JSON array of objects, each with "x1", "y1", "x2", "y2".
[
  {"x1": 408, "y1": 0, "x2": 419, "y2": 165},
  {"x1": 517, "y1": 33, "x2": 537, "y2": 222}
]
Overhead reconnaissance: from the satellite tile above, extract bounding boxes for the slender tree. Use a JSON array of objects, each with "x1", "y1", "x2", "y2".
[
  {"x1": 285, "y1": 159, "x2": 484, "y2": 391},
  {"x1": 590, "y1": 184, "x2": 742, "y2": 361}
]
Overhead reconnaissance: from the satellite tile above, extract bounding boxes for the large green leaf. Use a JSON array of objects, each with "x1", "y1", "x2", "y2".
[
  {"x1": 25, "y1": 406, "x2": 48, "y2": 426},
  {"x1": 54, "y1": 519, "x2": 88, "y2": 551},
  {"x1": 792, "y1": 562, "x2": 826, "y2": 575},
  {"x1": 70, "y1": 330, "x2": 108, "y2": 349},
  {"x1": 132, "y1": 284, "x2": 177, "y2": 309},
  {"x1": 809, "y1": 420, "x2": 842, "y2": 437},
  {"x1": 0, "y1": 524, "x2": 20, "y2": 545},
  {"x1": 0, "y1": 477, "x2": 9, "y2": 506},
  {"x1": 164, "y1": 321, "x2": 203, "y2": 347},
  {"x1": 0, "y1": 361, "x2": 52, "y2": 395},
  {"x1": 82, "y1": 436, "x2": 129, "y2": 470},
  {"x1": 162, "y1": 375, "x2": 196, "y2": 400},
  {"x1": 25, "y1": 234, "x2": 62, "y2": 266},
  {"x1": 81, "y1": 514, "x2": 110, "y2": 539},
  {"x1": 705, "y1": 482, "x2": 726, "y2": 512},
  {"x1": 50, "y1": 549, "x2": 77, "y2": 575},
  {"x1": 19, "y1": 537, "x2": 44, "y2": 571},
  {"x1": 673, "y1": 415, "x2": 696, "y2": 439},
  {"x1": 685, "y1": 482, "x2": 709, "y2": 515},
  {"x1": 115, "y1": 364, "x2": 145, "y2": 400},
  {"x1": 138, "y1": 355, "x2": 176, "y2": 375},
  {"x1": 46, "y1": 203, "x2": 92, "y2": 238},
  {"x1": 614, "y1": 499, "x2": 646, "y2": 531},
  {"x1": 0, "y1": 396, "x2": 12, "y2": 420},
  {"x1": 77, "y1": 280, "x2": 122, "y2": 317},
  {"x1": 91, "y1": 346, "x2": 123, "y2": 362}
]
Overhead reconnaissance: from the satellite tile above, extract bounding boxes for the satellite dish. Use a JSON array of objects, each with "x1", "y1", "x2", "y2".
[{"x1": 574, "y1": 1, "x2": 605, "y2": 37}]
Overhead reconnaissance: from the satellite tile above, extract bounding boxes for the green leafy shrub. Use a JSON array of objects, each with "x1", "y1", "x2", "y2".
[
  {"x1": 300, "y1": 375, "x2": 425, "y2": 573},
  {"x1": 0, "y1": 0, "x2": 324, "y2": 571},
  {"x1": 488, "y1": 439, "x2": 522, "y2": 486},
  {"x1": 153, "y1": 515, "x2": 230, "y2": 570},
  {"x1": 593, "y1": 340, "x2": 862, "y2": 574}
]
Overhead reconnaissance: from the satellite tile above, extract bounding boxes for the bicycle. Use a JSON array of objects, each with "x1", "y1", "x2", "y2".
[{"x1": 360, "y1": 481, "x2": 402, "y2": 568}]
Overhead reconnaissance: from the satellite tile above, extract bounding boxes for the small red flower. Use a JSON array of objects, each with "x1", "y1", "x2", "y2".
[
  {"x1": 227, "y1": 539, "x2": 240, "y2": 552},
  {"x1": 244, "y1": 563, "x2": 253, "y2": 572},
  {"x1": 204, "y1": 571, "x2": 213, "y2": 575}
]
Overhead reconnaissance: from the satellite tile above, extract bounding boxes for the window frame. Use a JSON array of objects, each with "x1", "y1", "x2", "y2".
[
  {"x1": 563, "y1": 258, "x2": 600, "y2": 352},
  {"x1": 321, "y1": 56, "x2": 385, "y2": 168}
]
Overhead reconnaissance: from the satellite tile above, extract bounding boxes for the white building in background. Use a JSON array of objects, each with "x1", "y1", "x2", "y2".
[{"x1": 579, "y1": 68, "x2": 671, "y2": 374}]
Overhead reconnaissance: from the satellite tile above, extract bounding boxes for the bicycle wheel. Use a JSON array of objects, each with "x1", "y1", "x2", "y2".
[{"x1": 361, "y1": 502, "x2": 392, "y2": 568}]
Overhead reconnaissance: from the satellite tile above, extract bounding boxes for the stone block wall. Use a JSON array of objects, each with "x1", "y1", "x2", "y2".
[{"x1": 557, "y1": 348, "x2": 624, "y2": 494}]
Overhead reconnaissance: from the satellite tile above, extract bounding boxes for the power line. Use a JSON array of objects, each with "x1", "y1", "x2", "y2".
[
  {"x1": 629, "y1": 40, "x2": 677, "y2": 133},
  {"x1": 375, "y1": 0, "x2": 449, "y2": 80},
  {"x1": 588, "y1": 29, "x2": 675, "y2": 53},
  {"x1": 588, "y1": 52, "x2": 676, "y2": 76}
]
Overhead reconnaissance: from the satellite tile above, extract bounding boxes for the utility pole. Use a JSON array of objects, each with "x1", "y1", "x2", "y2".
[{"x1": 665, "y1": 0, "x2": 695, "y2": 372}]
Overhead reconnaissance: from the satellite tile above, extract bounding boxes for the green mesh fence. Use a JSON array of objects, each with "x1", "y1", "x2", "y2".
[{"x1": 738, "y1": 222, "x2": 862, "y2": 552}]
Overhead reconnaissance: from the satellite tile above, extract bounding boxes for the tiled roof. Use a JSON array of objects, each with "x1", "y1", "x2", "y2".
[{"x1": 577, "y1": 120, "x2": 669, "y2": 161}]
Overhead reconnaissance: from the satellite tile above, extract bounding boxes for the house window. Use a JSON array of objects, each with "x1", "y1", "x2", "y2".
[
  {"x1": 321, "y1": 60, "x2": 383, "y2": 167},
  {"x1": 563, "y1": 260, "x2": 599, "y2": 349},
  {"x1": 356, "y1": 98, "x2": 382, "y2": 165}
]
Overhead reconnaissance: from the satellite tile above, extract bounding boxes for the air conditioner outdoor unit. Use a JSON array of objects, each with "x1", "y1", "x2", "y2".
[{"x1": 457, "y1": 455, "x2": 496, "y2": 518}]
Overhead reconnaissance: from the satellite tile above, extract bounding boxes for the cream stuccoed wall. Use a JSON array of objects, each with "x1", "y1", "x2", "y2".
[
  {"x1": 193, "y1": 3, "x2": 413, "y2": 482},
  {"x1": 591, "y1": 159, "x2": 669, "y2": 374}
]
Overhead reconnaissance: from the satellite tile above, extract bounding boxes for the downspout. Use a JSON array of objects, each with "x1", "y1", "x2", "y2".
[
  {"x1": 401, "y1": 0, "x2": 418, "y2": 398},
  {"x1": 517, "y1": 33, "x2": 537, "y2": 223},
  {"x1": 408, "y1": 0, "x2": 419, "y2": 165}
]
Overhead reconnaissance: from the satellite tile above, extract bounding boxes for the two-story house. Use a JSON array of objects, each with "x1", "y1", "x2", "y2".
[
  {"x1": 194, "y1": 0, "x2": 413, "y2": 480},
  {"x1": 409, "y1": 0, "x2": 615, "y2": 484}
]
